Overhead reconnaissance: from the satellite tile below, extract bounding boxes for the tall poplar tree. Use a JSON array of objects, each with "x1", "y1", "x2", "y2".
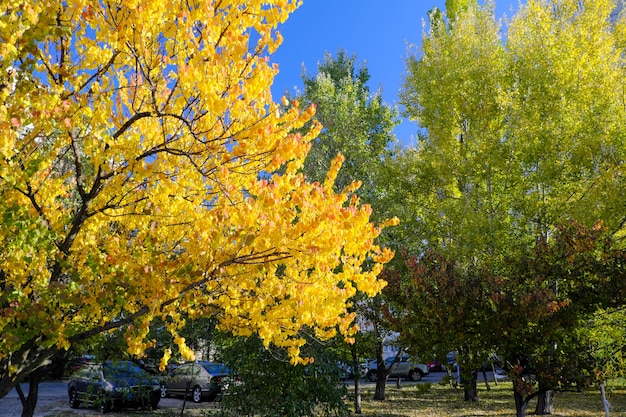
[
  {"x1": 296, "y1": 50, "x2": 400, "y2": 407},
  {"x1": 398, "y1": 0, "x2": 626, "y2": 415},
  {"x1": 299, "y1": 50, "x2": 398, "y2": 203}
]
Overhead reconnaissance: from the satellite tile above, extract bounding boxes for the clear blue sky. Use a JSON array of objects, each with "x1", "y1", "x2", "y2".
[{"x1": 270, "y1": 1, "x2": 523, "y2": 147}]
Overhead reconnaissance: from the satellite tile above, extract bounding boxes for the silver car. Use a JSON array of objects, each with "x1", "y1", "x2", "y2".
[
  {"x1": 366, "y1": 354, "x2": 429, "y2": 382},
  {"x1": 161, "y1": 361, "x2": 230, "y2": 402}
]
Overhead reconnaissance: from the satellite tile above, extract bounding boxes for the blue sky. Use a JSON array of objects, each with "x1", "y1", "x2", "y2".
[{"x1": 270, "y1": 1, "x2": 523, "y2": 147}]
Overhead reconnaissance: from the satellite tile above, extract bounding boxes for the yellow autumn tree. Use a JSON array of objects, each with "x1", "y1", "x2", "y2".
[{"x1": 0, "y1": 0, "x2": 396, "y2": 400}]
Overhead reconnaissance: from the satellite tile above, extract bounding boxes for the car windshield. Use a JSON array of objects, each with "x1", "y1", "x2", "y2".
[{"x1": 381, "y1": 354, "x2": 412, "y2": 364}]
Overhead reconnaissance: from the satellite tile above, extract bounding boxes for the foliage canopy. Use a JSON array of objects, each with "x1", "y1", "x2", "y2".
[
  {"x1": 397, "y1": 0, "x2": 626, "y2": 413},
  {"x1": 0, "y1": 0, "x2": 396, "y2": 397}
]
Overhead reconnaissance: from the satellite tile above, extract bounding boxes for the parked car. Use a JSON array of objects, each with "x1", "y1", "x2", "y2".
[
  {"x1": 366, "y1": 354, "x2": 429, "y2": 382},
  {"x1": 133, "y1": 358, "x2": 159, "y2": 375},
  {"x1": 65, "y1": 355, "x2": 95, "y2": 375},
  {"x1": 199, "y1": 361, "x2": 239, "y2": 396},
  {"x1": 160, "y1": 361, "x2": 233, "y2": 402},
  {"x1": 427, "y1": 360, "x2": 446, "y2": 372},
  {"x1": 338, "y1": 361, "x2": 369, "y2": 379},
  {"x1": 67, "y1": 360, "x2": 161, "y2": 413}
]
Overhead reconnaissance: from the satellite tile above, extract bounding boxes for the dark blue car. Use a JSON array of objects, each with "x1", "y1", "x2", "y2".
[{"x1": 68, "y1": 360, "x2": 161, "y2": 413}]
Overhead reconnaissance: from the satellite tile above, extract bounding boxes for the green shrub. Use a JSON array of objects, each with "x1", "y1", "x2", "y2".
[
  {"x1": 415, "y1": 382, "x2": 431, "y2": 395},
  {"x1": 218, "y1": 335, "x2": 349, "y2": 417}
]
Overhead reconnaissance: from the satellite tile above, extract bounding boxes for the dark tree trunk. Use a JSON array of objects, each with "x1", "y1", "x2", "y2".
[
  {"x1": 373, "y1": 340, "x2": 386, "y2": 401},
  {"x1": 491, "y1": 362, "x2": 499, "y2": 386},
  {"x1": 350, "y1": 346, "x2": 362, "y2": 414},
  {"x1": 14, "y1": 350, "x2": 67, "y2": 417},
  {"x1": 463, "y1": 370, "x2": 478, "y2": 402},
  {"x1": 179, "y1": 382, "x2": 190, "y2": 417},
  {"x1": 16, "y1": 369, "x2": 44, "y2": 417},
  {"x1": 353, "y1": 376, "x2": 362, "y2": 414},
  {"x1": 514, "y1": 391, "x2": 529, "y2": 417},
  {"x1": 481, "y1": 368, "x2": 491, "y2": 391},
  {"x1": 534, "y1": 390, "x2": 554, "y2": 415},
  {"x1": 374, "y1": 378, "x2": 386, "y2": 401}
]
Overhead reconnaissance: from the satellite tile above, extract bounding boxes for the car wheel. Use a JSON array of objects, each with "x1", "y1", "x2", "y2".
[
  {"x1": 366, "y1": 370, "x2": 378, "y2": 382},
  {"x1": 192, "y1": 385, "x2": 202, "y2": 403},
  {"x1": 150, "y1": 397, "x2": 160, "y2": 410},
  {"x1": 409, "y1": 369, "x2": 422, "y2": 381},
  {"x1": 68, "y1": 388, "x2": 80, "y2": 409},
  {"x1": 160, "y1": 384, "x2": 168, "y2": 398},
  {"x1": 98, "y1": 393, "x2": 111, "y2": 413}
]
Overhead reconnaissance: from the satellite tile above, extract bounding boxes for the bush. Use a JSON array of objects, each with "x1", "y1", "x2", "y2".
[
  {"x1": 218, "y1": 335, "x2": 348, "y2": 417},
  {"x1": 415, "y1": 383, "x2": 432, "y2": 395}
]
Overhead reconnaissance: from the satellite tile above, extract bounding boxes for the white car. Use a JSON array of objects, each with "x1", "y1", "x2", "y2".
[
  {"x1": 366, "y1": 354, "x2": 429, "y2": 382},
  {"x1": 338, "y1": 361, "x2": 369, "y2": 379}
]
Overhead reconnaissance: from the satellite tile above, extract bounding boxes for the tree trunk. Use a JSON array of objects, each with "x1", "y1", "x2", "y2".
[
  {"x1": 482, "y1": 368, "x2": 490, "y2": 391},
  {"x1": 534, "y1": 379, "x2": 554, "y2": 415},
  {"x1": 446, "y1": 365, "x2": 457, "y2": 387},
  {"x1": 514, "y1": 391, "x2": 529, "y2": 417},
  {"x1": 0, "y1": 343, "x2": 59, "y2": 400},
  {"x1": 600, "y1": 382, "x2": 610, "y2": 417},
  {"x1": 534, "y1": 390, "x2": 554, "y2": 415},
  {"x1": 179, "y1": 382, "x2": 190, "y2": 417},
  {"x1": 14, "y1": 351, "x2": 67, "y2": 417},
  {"x1": 16, "y1": 369, "x2": 45, "y2": 417},
  {"x1": 374, "y1": 379, "x2": 386, "y2": 401},
  {"x1": 372, "y1": 339, "x2": 386, "y2": 401},
  {"x1": 491, "y1": 362, "x2": 499, "y2": 386},
  {"x1": 350, "y1": 346, "x2": 362, "y2": 414},
  {"x1": 353, "y1": 376, "x2": 362, "y2": 414},
  {"x1": 463, "y1": 370, "x2": 478, "y2": 402}
]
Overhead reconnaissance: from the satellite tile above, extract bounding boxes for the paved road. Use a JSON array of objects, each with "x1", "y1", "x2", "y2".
[
  {"x1": 1, "y1": 382, "x2": 71, "y2": 417},
  {"x1": 347, "y1": 369, "x2": 507, "y2": 386},
  {"x1": 0, "y1": 372, "x2": 505, "y2": 416},
  {"x1": 0, "y1": 382, "x2": 212, "y2": 417}
]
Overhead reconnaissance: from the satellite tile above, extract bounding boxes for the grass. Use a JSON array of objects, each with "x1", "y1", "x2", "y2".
[
  {"x1": 44, "y1": 382, "x2": 626, "y2": 417},
  {"x1": 353, "y1": 381, "x2": 626, "y2": 417}
]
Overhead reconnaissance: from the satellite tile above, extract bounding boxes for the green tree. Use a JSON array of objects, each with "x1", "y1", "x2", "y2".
[
  {"x1": 394, "y1": 1, "x2": 513, "y2": 400},
  {"x1": 298, "y1": 50, "x2": 398, "y2": 199},
  {"x1": 397, "y1": 0, "x2": 626, "y2": 415},
  {"x1": 587, "y1": 308, "x2": 626, "y2": 416},
  {"x1": 383, "y1": 249, "x2": 498, "y2": 401},
  {"x1": 494, "y1": 222, "x2": 626, "y2": 416},
  {"x1": 390, "y1": 221, "x2": 626, "y2": 416},
  {"x1": 295, "y1": 50, "x2": 400, "y2": 406}
]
